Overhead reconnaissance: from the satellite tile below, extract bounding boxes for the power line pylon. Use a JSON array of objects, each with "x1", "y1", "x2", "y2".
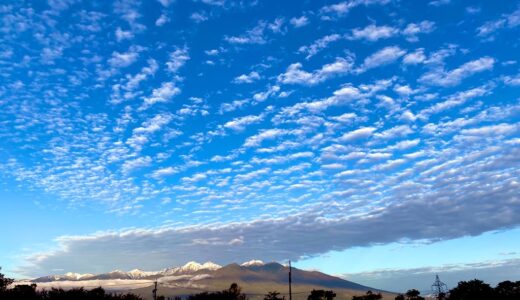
[{"x1": 431, "y1": 274, "x2": 448, "y2": 300}]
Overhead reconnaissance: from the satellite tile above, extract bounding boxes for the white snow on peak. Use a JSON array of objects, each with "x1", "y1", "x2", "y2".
[
  {"x1": 64, "y1": 272, "x2": 93, "y2": 280},
  {"x1": 163, "y1": 261, "x2": 222, "y2": 275},
  {"x1": 201, "y1": 262, "x2": 222, "y2": 270},
  {"x1": 127, "y1": 269, "x2": 157, "y2": 278},
  {"x1": 179, "y1": 261, "x2": 203, "y2": 272},
  {"x1": 179, "y1": 261, "x2": 221, "y2": 272},
  {"x1": 240, "y1": 260, "x2": 265, "y2": 267}
]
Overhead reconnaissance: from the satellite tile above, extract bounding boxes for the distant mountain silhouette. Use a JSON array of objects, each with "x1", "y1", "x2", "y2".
[{"x1": 24, "y1": 261, "x2": 391, "y2": 300}]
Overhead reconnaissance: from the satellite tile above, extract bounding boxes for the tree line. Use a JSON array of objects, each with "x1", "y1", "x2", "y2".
[
  {"x1": 2, "y1": 268, "x2": 520, "y2": 300},
  {"x1": 351, "y1": 279, "x2": 520, "y2": 300}
]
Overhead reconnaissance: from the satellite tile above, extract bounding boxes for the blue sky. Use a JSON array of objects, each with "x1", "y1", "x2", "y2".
[{"x1": 0, "y1": 0, "x2": 519, "y2": 293}]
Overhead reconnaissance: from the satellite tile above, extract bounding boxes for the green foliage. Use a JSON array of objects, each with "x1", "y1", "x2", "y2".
[
  {"x1": 308, "y1": 289, "x2": 336, "y2": 300},
  {"x1": 404, "y1": 289, "x2": 424, "y2": 300},
  {"x1": 494, "y1": 280, "x2": 520, "y2": 300},
  {"x1": 1, "y1": 267, "x2": 145, "y2": 299},
  {"x1": 351, "y1": 290, "x2": 382, "y2": 300},
  {"x1": 188, "y1": 283, "x2": 247, "y2": 300},
  {"x1": 1, "y1": 285, "x2": 145, "y2": 300},
  {"x1": 0, "y1": 267, "x2": 14, "y2": 291},
  {"x1": 447, "y1": 279, "x2": 494, "y2": 300},
  {"x1": 447, "y1": 279, "x2": 520, "y2": 300},
  {"x1": 264, "y1": 291, "x2": 284, "y2": 300}
]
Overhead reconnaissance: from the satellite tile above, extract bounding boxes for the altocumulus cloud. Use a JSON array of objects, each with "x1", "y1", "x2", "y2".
[{"x1": 20, "y1": 141, "x2": 520, "y2": 276}]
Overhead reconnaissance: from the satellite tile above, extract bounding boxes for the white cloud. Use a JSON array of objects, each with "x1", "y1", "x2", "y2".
[
  {"x1": 41, "y1": 47, "x2": 63, "y2": 65},
  {"x1": 243, "y1": 129, "x2": 287, "y2": 148},
  {"x1": 402, "y1": 48, "x2": 426, "y2": 65},
  {"x1": 278, "y1": 57, "x2": 353, "y2": 85},
  {"x1": 358, "y1": 46, "x2": 406, "y2": 72},
  {"x1": 402, "y1": 21, "x2": 435, "y2": 42},
  {"x1": 205, "y1": 49, "x2": 220, "y2": 56},
  {"x1": 126, "y1": 59, "x2": 159, "y2": 90},
  {"x1": 157, "y1": 0, "x2": 174, "y2": 7},
  {"x1": 503, "y1": 73, "x2": 520, "y2": 86},
  {"x1": 225, "y1": 19, "x2": 285, "y2": 45},
  {"x1": 190, "y1": 12, "x2": 208, "y2": 23},
  {"x1": 477, "y1": 6, "x2": 520, "y2": 38},
  {"x1": 111, "y1": 59, "x2": 159, "y2": 104},
  {"x1": 320, "y1": 0, "x2": 390, "y2": 19},
  {"x1": 155, "y1": 14, "x2": 169, "y2": 26},
  {"x1": 223, "y1": 114, "x2": 264, "y2": 131},
  {"x1": 151, "y1": 166, "x2": 178, "y2": 179},
  {"x1": 339, "y1": 127, "x2": 376, "y2": 141},
  {"x1": 108, "y1": 50, "x2": 139, "y2": 68},
  {"x1": 166, "y1": 47, "x2": 190, "y2": 73},
  {"x1": 22, "y1": 159, "x2": 520, "y2": 276},
  {"x1": 298, "y1": 34, "x2": 342, "y2": 59},
  {"x1": 400, "y1": 110, "x2": 417, "y2": 122},
  {"x1": 233, "y1": 71, "x2": 261, "y2": 84},
  {"x1": 253, "y1": 85, "x2": 281, "y2": 102},
  {"x1": 419, "y1": 57, "x2": 495, "y2": 86},
  {"x1": 115, "y1": 27, "x2": 134, "y2": 41},
  {"x1": 348, "y1": 24, "x2": 398, "y2": 41},
  {"x1": 182, "y1": 173, "x2": 207, "y2": 183},
  {"x1": 133, "y1": 113, "x2": 173, "y2": 135},
  {"x1": 200, "y1": 0, "x2": 225, "y2": 6},
  {"x1": 419, "y1": 86, "x2": 489, "y2": 118},
  {"x1": 122, "y1": 156, "x2": 152, "y2": 174},
  {"x1": 141, "y1": 82, "x2": 181, "y2": 109},
  {"x1": 219, "y1": 99, "x2": 249, "y2": 114},
  {"x1": 374, "y1": 125, "x2": 413, "y2": 140},
  {"x1": 458, "y1": 123, "x2": 518, "y2": 137},
  {"x1": 290, "y1": 16, "x2": 309, "y2": 28},
  {"x1": 429, "y1": 0, "x2": 450, "y2": 6}
]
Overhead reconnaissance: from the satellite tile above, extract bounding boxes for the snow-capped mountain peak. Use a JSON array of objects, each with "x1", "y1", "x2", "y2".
[
  {"x1": 201, "y1": 261, "x2": 222, "y2": 270},
  {"x1": 63, "y1": 272, "x2": 94, "y2": 280},
  {"x1": 178, "y1": 261, "x2": 222, "y2": 272},
  {"x1": 162, "y1": 261, "x2": 222, "y2": 276},
  {"x1": 127, "y1": 269, "x2": 157, "y2": 279},
  {"x1": 240, "y1": 260, "x2": 265, "y2": 267},
  {"x1": 180, "y1": 261, "x2": 203, "y2": 272}
]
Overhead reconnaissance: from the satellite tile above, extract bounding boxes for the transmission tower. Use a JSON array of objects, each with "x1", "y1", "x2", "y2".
[{"x1": 431, "y1": 274, "x2": 448, "y2": 300}]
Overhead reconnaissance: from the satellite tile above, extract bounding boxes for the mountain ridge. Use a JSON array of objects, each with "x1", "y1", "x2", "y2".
[
  {"x1": 22, "y1": 261, "x2": 396, "y2": 300},
  {"x1": 28, "y1": 261, "x2": 379, "y2": 292}
]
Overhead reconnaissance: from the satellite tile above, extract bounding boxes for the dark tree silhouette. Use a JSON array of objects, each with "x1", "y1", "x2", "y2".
[
  {"x1": 494, "y1": 280, "x2": 520, "y2": 300},
  {"x1": 447, "y1": 279, "x2": 494, "y2": 300},
  {"x1": 7, "y1": 284, "x2": 39, "y2": 300},
  {"x1": 404, "y1": 289, "x2": 424, "y2": 300},
  {"x1": 264, "y1": 291, "x2": 285, "y2": 300},
  {"x1": 0, "y1": 267, "x2": 14, "y2": 291},
  {"x1": 0, "y1": 272, "x2": 144, "y2": 300},
  {"x1": 394, "y1": 279, "x2": 520, "y2": 300},
  {"x1": 188, "y1": 283, "x2": 247, "y2": 300},
  {"x1": 308, "y1": 289, "x2": 336, "y2": 300},
  {"x1": 351, "y1": 290, "x2": 382, "y2": 300}
]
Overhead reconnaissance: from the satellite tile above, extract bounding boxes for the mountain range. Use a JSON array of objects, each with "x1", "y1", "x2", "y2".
[{"x1": 20, "y1": 261, "x2": 396, "y2": 300}]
